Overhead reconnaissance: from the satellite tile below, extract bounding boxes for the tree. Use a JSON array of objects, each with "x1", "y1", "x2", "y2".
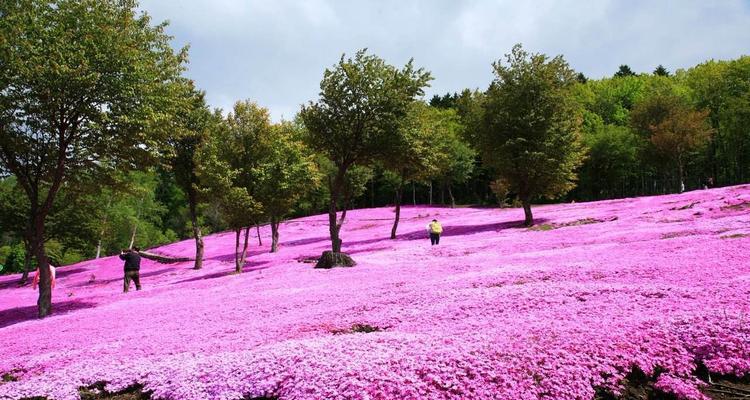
[
  {"x1": 300, "y1": 49, "x2": 431, "y2": 262},
  {"x1": 479, "y1": 44, "x2": 585, "y2": 226},
  {"x1": 199, "y1": 101, "x2": 267, "y2": 273},
  {"x1": 615, "y1": 64, "x2": 637, "y2": 77},
  {"x1": 576, "y1": 72, "x2": 589, "y2": 84},
  {"x1": 383, "y1": 102, "x2": 439, "y2": 239},
  {"x1": 0, "y1": 0, "x2": 186, "y2": 316},
  {"x1": 431, "y1": 109, "x2": 476, "y2": 208},
  {"x1": 631, "y1": 94, "x2": 714, "y2": 191},
  {"x1": 654, "y1": 65, "x2": 670, "y2": 77},
  {"x1": 165, "y1": 86, "x2": 218, "y2": 269},
  {"x1": 253, "y1": 121, "x2": 320, "y2": 252}
]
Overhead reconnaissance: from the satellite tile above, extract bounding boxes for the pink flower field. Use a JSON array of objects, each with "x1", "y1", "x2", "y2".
[{"x1": 1, "y1": 186, "x2": 749, "y2": 400}]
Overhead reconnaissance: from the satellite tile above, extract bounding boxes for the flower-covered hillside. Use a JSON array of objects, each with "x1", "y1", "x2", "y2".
[{"x1": 1, "y1": 185, "x2": 749, "y2": 400}]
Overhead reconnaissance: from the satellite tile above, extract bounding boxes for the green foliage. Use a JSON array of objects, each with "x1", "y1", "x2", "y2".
[
  {"x1": 615, "y1": 64, "x2": 637, "y2": 77},
  {"x1": 300, "y1": 49, "x2": 432, "y2": 170},
  {"x1": 654, "y1": 65, "x2": 670, "y2": 77},
  {"x1": 479, "y1": 44, "x2": 585, "y2": 224},
  {"x1": 300, "y1": 49, "x2": 431, "y2": 252},
  {"x1": 251, "y1": 120, "x2": 321, "y2": 224},
  {"x1": 577, "y1": 124, "x2": 643, "y2": 199},
  {"x1": 197, "y1": 101, "x2": 266, "y2": 231}
]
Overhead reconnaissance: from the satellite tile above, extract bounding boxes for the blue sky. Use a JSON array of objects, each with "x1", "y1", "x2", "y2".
[{"x1": 139, "y1": 0, "x2": 750, "y2": 121}]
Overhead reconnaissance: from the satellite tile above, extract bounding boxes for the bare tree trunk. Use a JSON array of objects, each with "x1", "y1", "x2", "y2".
[
  {"x1": 188, "y1": 193, "x2": 204, "y2": 270},
  {"x1": 234, "y1": 228, "x2": 241, "y2": 273},
  {"x1": 390, "y1": 183, "x2": 403, "y2": 239},
  {"x1": 429, "y1": 181, "x2": 433, "y2": 205},
  {"x1": 241, "y1": 226, "x2": 250, "y2": 269},
  {"x1": 522, "y1": 200, "x2": 533, "y2": 227},
  {"x1": 256, "y1": 224, "x2": 262, "y2": 246},
  {"x1": 128, "y1": 198, "x2": 143, "y2": 249},
  {"x1": 270, "y1": 217, "x2": 280, "y2": 253},
  {"x1": 412, "y1": 182, "x2": 416, "y2": 206},
  {"x1": 95, "y1": 238, "x2": 103, "y2": 259},
  {"x1": 328, "y1": 171, "x2": 345, "y2": 253},
  {"x1": 448, "y1": 184, "x2": 455, "y2": 208},
  {"x1": 30, "y1": 210, "x2": 52, "y2": 317}
]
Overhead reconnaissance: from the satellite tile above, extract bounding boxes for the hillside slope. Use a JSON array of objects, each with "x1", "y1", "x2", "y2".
[{"x1": 1, "y1": 186, "x2": 749, "y2": 400}]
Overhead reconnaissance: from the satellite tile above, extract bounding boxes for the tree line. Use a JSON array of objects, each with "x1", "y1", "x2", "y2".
[{"x1": 1, "y1": 1, "x2": 749, "y2": 316}]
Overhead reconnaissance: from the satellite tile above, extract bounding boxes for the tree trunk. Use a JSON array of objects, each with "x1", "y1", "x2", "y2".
[
  {"x1": 440, "y1": 182, "x2": 445, "y2": 205},
  {"x1": 30, "y1": 212, "x2": 52, "y2": 317},
  {"x1": 390, "y1": 184, "x2": 403, "y2": 239},
  {"x1": 19, "y1": 242, "x2": 32, "y2": 286},
  {"x1": 270, "y1": 217, "x2": 280, "y2": 253},
  {"x1": 240, "y1": 226, "x2": 250, "y2": 271},
  {"x1": 234, "y1": 228, "x2": 242, "y2": 273},
  {"x1": 412, "y1": 182, "x2": 416, "y2": 206},
  {"x1": 128, "y1": 223, "x2": 137, "y2": 249},
  {"x1": 189, "y1": 193, "x2": 204, "y2": 270},
  {"x1": 328, "y1": 170, "x2": 345, "y2": 253},
  {"x1": 522, "y1": 200, "x2": 534, "y2": 227},
  {"x1": 256, "y1": 224, "x2": 262, "y2": 246},
  {"x1": 429, "y1": 181, "x2": 433, "y2": 205},
  {"x1": 448, "y1": 184, "x2": 455, "y2": 208}
]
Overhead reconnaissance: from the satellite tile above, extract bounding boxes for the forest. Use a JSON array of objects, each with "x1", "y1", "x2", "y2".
[{"x1": 1, "y1": 1, "x2": 749, "y2": 308}]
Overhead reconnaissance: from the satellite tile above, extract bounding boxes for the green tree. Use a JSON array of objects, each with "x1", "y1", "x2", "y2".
[
  {"x1": 198, "y1": 101, "x2": 266, "y2": 273},
  {"x1": 300, "y1": 49, "x2": 431, "y2": 260},
  {"x1": 615, "y1": 64, "x2": 637, "y2": 77},
  {"x1": 430, "y1": 108, "x2": 476, "y2": 208},
  {"x1": 479, "y1": 44, "x2": 585, "y2": 226},
  {"x1": 165, "y1": 86, "x2": 219, "y2": 269},
  {"x1": 254, "y1": 121, "x2": 320, "y2": 252},
  {"x1": 383, "y1": 102, "x2": 439, "y2": 239},
  {"x1": 0, "y1": 0, "x2": 186, "y2": 317},
  {"x1": 631, "y1": 94, "x2": 714, "y2": 191},
  {"x1": 654, "y1": 65, "x2": 670, "y2": 76}
]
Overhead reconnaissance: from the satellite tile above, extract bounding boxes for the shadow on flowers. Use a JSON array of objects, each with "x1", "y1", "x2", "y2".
[{"x1": 0, "y1": 299, "x2": 97, "y2": 329}]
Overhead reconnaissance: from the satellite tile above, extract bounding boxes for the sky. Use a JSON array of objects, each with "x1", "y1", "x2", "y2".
[{"x1": 138, "y1": 0, "x2": 750, "y2": 121}]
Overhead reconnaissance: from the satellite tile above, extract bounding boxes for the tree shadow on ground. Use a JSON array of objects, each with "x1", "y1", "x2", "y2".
[
  {"x1": 206, "y1": 248, "x2": 271, "y2": 263},
  {"x1": 0, "y1": 299, "x2": 97, "y2": 329},
  {"x1": 172, "y1": 262, "x2": 271, "y2": 285},
  {"x1": 68, "y1": 268, "x2": 174, "y2": 288},
  {"x1": 282, "y1": 236, "x2": 329, "y2": 247},
  {"x1": 344, "y1": 219, "x2": 548, "y2": 247}
]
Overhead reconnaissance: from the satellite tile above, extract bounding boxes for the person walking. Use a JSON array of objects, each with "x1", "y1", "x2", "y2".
[
  {"x1": 120, "y1": 247, "x2": 142, "y2": 292},
  {"x1": 426, "y1": 219, "x2": 443, "y2": 245}
]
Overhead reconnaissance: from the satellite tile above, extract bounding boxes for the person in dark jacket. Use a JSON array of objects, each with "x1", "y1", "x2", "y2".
[{"x1": 119, "y1": 247, "x2": 142, "y2": 292}]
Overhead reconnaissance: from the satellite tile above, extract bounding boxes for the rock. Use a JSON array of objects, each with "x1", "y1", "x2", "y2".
[{"x1": 314, "y1": 251, "x2": 356, "y2": 269}]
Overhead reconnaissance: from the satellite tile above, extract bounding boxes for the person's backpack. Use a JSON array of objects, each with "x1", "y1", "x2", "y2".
[{"x1": 431, "y1": 222, "x2": 443, "y2": 234}]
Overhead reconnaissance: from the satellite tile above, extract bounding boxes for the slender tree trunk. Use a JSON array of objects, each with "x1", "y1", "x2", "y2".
[
  {"x1": 429, "y1": 181, "x2": 433, "y2": 205},
  {"x1": 188, "y1": 193, "x2": 204, "y2": 270},
  {"x1": 19, "y1": 240, "x2": 32, "y2": 285},
  {"x1": 390, "y1": 183, "x2": 403, "y2": 239},
  {"x1": 412, "y1": 182, "x2": 416, "y2": 206},
  {"x1": 255, "y1": 224, "x2": 261, "y2": 246},
  {"x1": 234, "y1": 228, "x2": 241, "y2": 273},
  {"x1": 328, "y1": 171, "x2": 345, "y2": 253},
  {"x1": 440, "y1": 182, "x2": 445, "y2": 205},
  {"x1": 270, "y1": 216, "x2": 280, "y2": 253},
  {"x1": 128, "y1": 198, "x2": 143, "y2": 249},
  {"x1": 241, "y1": 226, "x2": 250, "y2": 269},
  {"x1": 522, "y1": 199, "x2": 534, "y2": 227},
  {"x1": 448, "y1": 184, "x2": 455, "y2": 209}
]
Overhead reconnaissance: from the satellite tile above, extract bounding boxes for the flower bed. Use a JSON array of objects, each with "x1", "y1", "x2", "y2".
[{"x1": 1, "y1": 186, "x2": 749, "y2": 400}]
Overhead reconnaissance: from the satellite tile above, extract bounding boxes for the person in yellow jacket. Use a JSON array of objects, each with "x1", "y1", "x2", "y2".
[{"x1": 426, "y1": 219, "x2": 443, "y2": 245}]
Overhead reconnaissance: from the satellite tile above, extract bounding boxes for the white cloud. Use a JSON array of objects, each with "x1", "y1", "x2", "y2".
[{"x1": 139, "y1": 0, "x2": 750, "y2": 121}]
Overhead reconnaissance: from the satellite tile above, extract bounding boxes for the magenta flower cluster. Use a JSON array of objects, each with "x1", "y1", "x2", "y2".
[{"x1": 0, "y1": 185, "x2": 748, "y2": 400}]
